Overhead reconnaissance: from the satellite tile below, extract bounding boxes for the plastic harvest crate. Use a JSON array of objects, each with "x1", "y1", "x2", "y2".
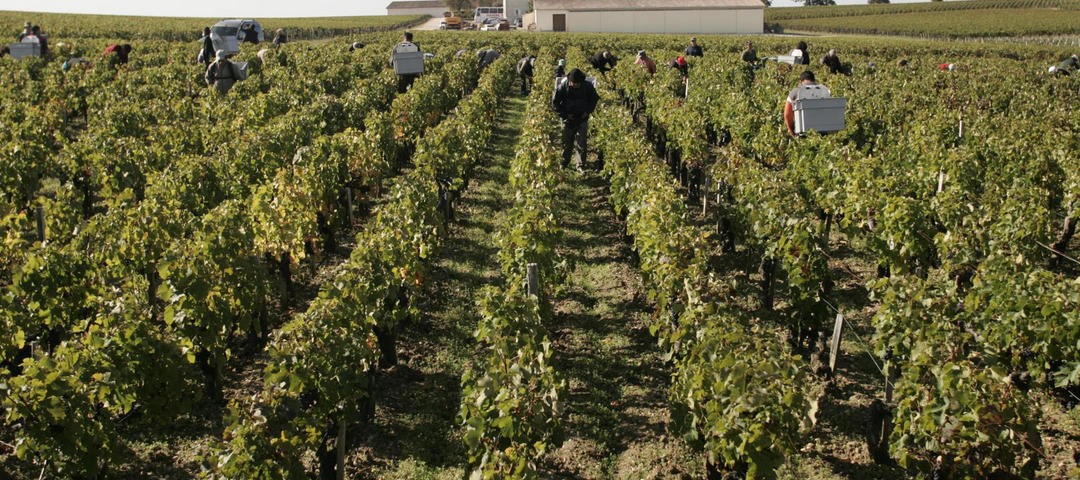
[
  {"x1": 9, "y1": 42, "x2": 40, "y2": 60},
  {"x1": 792, "y1": 84, "x2": 846, "y2": 134},
  {"x1": 392, "y1": 51, "x2": 424, "y2": 75}
]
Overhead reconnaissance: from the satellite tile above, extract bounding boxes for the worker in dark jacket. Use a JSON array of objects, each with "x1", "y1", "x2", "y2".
[
  {"x1": 272, "y1": 29, "x2": 287, "y2": 45},
  {"x1": 1055, "y1": 54, "x2": 1079, "y2": 75},
  {"x1": 820, "y1": 49, "x2": 848, "y2": 75},
  {"x1": 198, "y1": 27, "x2": 213, "y2": 65},
  {"x1": 685, "y1": 37, "x2": 703, "y2": 57},
  {"x1": 551, "y1": 69, "x2": 600, "y2": 171},
  {"x1": 477, "y1": 48, "x2": 500, "y2": 70},
  {"x1": 554, "y1": 59, "x2": 566, "y2": 79},
  {"x1": 517, "y1": 54, "x2": 536, "y2": 95},
  {"x1": 103, "y1": 44, "x2": 132, "y2": 68},
  {"x1": 741, "y1": 40, "x2": 759, "y2": 64},
  {"x1": 588, "y1": 50, "x2": 617, "y2": 74}
]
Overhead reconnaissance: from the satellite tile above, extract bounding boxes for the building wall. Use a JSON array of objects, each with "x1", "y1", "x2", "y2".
[
  {"x1": 503, "y1": 0, "x2": 531, "y2": 22},
  {"x1": 387, "y1": 7, "x2": 447, "y2": 17},
  {"x1": 535, "y1": 8, "x2": 762, "y2": 34},
  {"x1": 535, "y1": 9, "x2": 569, "y2": 31}
]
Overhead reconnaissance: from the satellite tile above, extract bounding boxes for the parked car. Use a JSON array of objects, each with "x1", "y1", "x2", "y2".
[{"x1": 210, "y1": 19, "x2": 263, "y2": 57}]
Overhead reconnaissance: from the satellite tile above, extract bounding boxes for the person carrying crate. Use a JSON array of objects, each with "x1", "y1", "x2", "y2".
[
  {"x1": 784, "y1": 71, "x2": 816, "y2": 137},
  {"x1": 205, "y1": 50, "x2": 242, "y2": 95},
  {"x1": 390, "y1": 32, "x2": 422, "y2": 94},
  {"x1": 783, "y1": 70, "x2": 846, "y2": 137}
]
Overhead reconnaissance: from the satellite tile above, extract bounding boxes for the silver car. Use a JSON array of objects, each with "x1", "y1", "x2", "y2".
[{"x1": 210, "y1": 19, "x2": 263, "y2": 57}]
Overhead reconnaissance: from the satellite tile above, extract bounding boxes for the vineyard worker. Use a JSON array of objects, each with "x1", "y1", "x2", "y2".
[
  {"x1": 241, "y1": 23, "x2": 260, "y2": 44},
  {"x1": 517, "y1": 54, "x2": 536, "y2": 95},
  {"x1": 820, "y1": 49, "x2": 848, "y2": 75},
  {"x1": 783, "y1": 71, "x2": 818, "y2": 137},
  {"x1": 555, "y1": 59, "x2": 567, "y2": 79},
  {"x1": 390, "y1": 32, "x2": 421, "y2": 94},
  {"x1": 588, "y1": 50, "x2": 617, "y2": 75},
  {"x1": 62, "y1": 57, "x2": 92, "y2": 72},
  {"x1": 103, "y1": 44, "x2": 132, "y2": 68},
  {"x1": 635, "y1": 50, "x2": 656, "y2": 75},
  {"x1": 551, "y1": 68, "x2": 600, "y2": 172},
  {"x1": 741, "y1": 40, "x2": 759, "y2": 65},
  {"x1": 17, "y1": 21, "x2": 32, "y2": 41},
  {"x1": 29, "y1": 25, "x2": 48, "y2": 56},
  {"x1": 685, "y1": 37, "x2": 704, "y2": 58},
  {"x1": 350, "y1": 42, "x2": 366, "y2": 52},
  {"x1": 1056, "y1": 54, "x2": 1079, "y2": 75},
  {"x1": 198, "y1": 27, "x2": 214, "y2": 65},
  {"x1": 794, "y1": 40, "x2": 810, "y2": 65},
  {"x1": 205, "y1": 50, "x2": 240, "y2": 95},
  {"x1": 477, "y1": 48, "x2": 500, "y2": 70},
  {"x1": 669, "y1": 56, "x2": 689, "y2": 80},
  {"x1": 272, "y1": 29, "x2": 287, "y2": 45}
]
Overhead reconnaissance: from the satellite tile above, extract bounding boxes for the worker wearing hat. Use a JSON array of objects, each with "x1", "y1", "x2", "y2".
[
  {"x1": 551, "y1": 68, "x2": 600, "y2": 172},
  {"x1": 206, "y1": 49, "x2": 240, "y2": 95},
  {"x1": 635, "y1": 50, "x2": 656, "y2": 75},
  {"x1": 685, "y1": 37, "x2": 703, "y2": 57},
  {"x1": 555, "y1": 59, "x2": 566, "y2": 79},
  {"x1": 17, "y1": 21, "x2": 31, "y2": 41}
]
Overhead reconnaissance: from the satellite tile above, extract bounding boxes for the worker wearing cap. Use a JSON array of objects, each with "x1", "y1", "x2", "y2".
[
  {"x1": 784, "y1": 71, "x2": 819, "y2": 137},
  {"x1": 551, "y1": 68, "x2": 600, "y2": 171},
  {"x1": 668, "y1": 56, "x2": 688, "y2": 80},
  {"x1": 685, "y1": 37, "x2": 703, "y2": 58},
  {"x1": 1056, "y1": 54, "x2": 1079, "y2": 75},
  {"x1": 588, "y1": 50, "x2": 617, "y2": 74},
  {"x1": 555, "y1": 59, "x2": 566, "y2": 79},
  {"x1": 635, "y1": 50, "x2": 656, "y2": 74},
  {"x1": 206, "y1": 50, "x2": 239, "y2": 95}
]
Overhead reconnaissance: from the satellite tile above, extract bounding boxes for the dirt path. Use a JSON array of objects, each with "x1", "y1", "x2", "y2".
[
  {"x1": 542, "y1": 165, "x2": 702, "y2": 479},
  {"x1": 349, "y1": 96, "x2": 527, "y2": 479}
]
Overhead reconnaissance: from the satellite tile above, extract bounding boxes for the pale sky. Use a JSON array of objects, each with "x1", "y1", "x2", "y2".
[{"x1": 14, "y1": 0, "x2": 935, "y2": 18}]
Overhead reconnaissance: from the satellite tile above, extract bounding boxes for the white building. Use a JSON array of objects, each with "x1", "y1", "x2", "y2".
[
  {"x1": 533, "y1": 0, "x2": 765, "y2": 34},
  {"x1": 386, "y1": 0, "x2": 450, "y2": 17},
  {"x1": 504, "y1": 0, "x2": 531, "y2": 24}
]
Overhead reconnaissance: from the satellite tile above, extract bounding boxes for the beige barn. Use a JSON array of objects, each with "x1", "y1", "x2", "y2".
[
  {"x1": 533, "y1": 0, "x2": 764, "y2": 34},
  {"x1": 385, "y1": 0, "x2": 449, "y2": 17}
]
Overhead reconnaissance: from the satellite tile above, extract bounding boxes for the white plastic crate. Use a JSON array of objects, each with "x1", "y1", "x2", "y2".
[
  {"x1": 9, "y1": 42, "x2": 40, "y2": 60},
  {"x1": 794, "y1": 97, "x2": 847, "y2": 134},
  {"x1": 392, "y1": 51, "x2": 424, "y2": 75}
]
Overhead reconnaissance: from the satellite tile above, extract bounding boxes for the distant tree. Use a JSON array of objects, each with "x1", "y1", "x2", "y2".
[
  {"x1": 443, "y1": 0, "x2": 472, "y2": 12},
  {"x1": 761, "y1": 0, "x2": 772, "y2": 6},
  {"x1": 799, "y1": 0, "x2": 837, "y2": 5},
  {"x1": 868, "y1": 0, "x2": 889, "y2": 4}
]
